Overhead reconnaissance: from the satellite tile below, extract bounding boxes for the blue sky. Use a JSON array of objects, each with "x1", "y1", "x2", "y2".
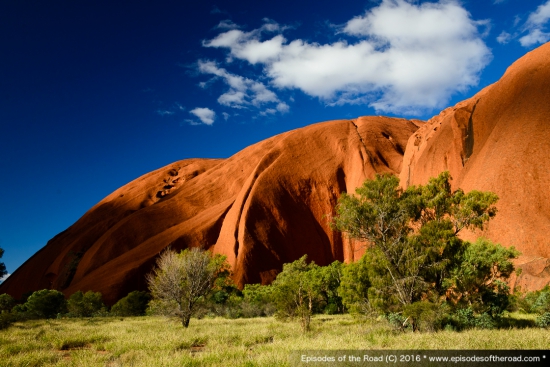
[{"x1": 1, "y1": 0, "x2": 549, "y2": 279}]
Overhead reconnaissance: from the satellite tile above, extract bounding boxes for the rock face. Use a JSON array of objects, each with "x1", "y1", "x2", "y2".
[
  {"x1": 2, "y1": 43, "x2": 549, "y2": 303},
  {"x1": 1, "y1": 117, "x2": 420, "y2": 304},
  {"x1": 399, "y1": 42, "x2": 550, "y2": 291}
]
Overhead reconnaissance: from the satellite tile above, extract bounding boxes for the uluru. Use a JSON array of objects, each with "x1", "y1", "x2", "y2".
[{"x1": 2, "y1": 42, "x2": 550, "y2": 305}]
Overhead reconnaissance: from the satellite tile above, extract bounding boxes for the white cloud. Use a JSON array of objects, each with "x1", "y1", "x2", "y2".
[
  {"x1": 519, "y1": 28, "x2": 550, "y2": 46},
  {"x1": 276, "y1": 102, "x2": 290, "y2": 113},
  {"x1": 216, "y1": 20, "x2": 240, "y2": 30},
  {"x1": 526, "y1": 0, "x2": 550, "y2": 26},
  {"x1": 157, "y1": 110, "x2": 174, "y2": 116},
  {"x1": 519, "y1": 0, "x2": 550, "y2": 46},
  {"x1": 204, "y1": 20, "x2": 285, "y2": 64},
  {"x1": 203, "y1": 0, "x2": 491, "y2": 115},
  {"x1": 0, "y1": 273, "x2": 9, "y2": 283},
  {"x1": 197, "y1": 60, "x2": 284, "y2": 111},
  {"x1": 190, "y1": 107, "x2": 216, "y2": 125},
  {"x1": 260, "y1": 108, "x2": 277, "y2": 116},
  {"x1": 156, "y1": 103, "x2": 185, "y2": 117},
  {"x1": 497, "y1": 31, "x2": 512, "y2": 44}
]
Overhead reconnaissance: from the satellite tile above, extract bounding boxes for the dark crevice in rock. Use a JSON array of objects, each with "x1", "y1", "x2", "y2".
[
  {"x1": 58, "y1": 251, "x2": 84, "y2": 290},
  {"x1": 233, "y1": 150, "x2": 281, "y2": 260},
  {"x1": 349, "y1": 120, "x2": 376, "y2": 172},
  {"x1": 381, "y1": 131, "x2": 405, "y2": 155},
  {"x1": 463, "y1": 99, "x2": 478, "y2": 165}
]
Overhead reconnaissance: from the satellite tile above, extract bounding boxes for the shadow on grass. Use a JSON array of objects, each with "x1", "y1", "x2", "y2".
[{"x1": 498, "y1": 317, "x2": 536, "y2": 329}]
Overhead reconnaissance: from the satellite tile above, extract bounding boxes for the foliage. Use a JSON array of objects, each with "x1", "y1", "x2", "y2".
[
  {"x1": 333, "y1": 172, "x2": 517, "y2": 329},
  {"x1": 0, "y1": 312, "x2": 15, "y2": 330},
  {"x1": 316, "y1": 260, "x2": 344, "y2": 314},
  {"x1": 0, "y1": 293, "x2": 16, "y2": 312},
  {"x1": 444, "y1": 238, "x2": 519, "y2": 317},
  {"x1": 452, "y1": 307, "x2": 477, "y2": 329},
  {"x1": 535, "y1": 312, "x2": 550, "y2": 328},
  {"x1": 22, "y1": 289, "x2": 67, "y2": 319},
  {"x1": 449, "y1": 307, "x2": 497, "y2": 330},
  {"x1": 67, "y1": 291, "x2": 105, "y2": 317},
  {"x1": 236, "y1": 283, "x2": 275, "y2": 318},
  {"x1": 386, "y1": 312, "x2": 410, "y2": 331},
  {"x1": 0, "y1": 246, "x2": 6, "y2": 280},
  {"x1": 527, "y1": 285, "x2": 550, "y2": 314},
  {"x1": 242, "y1": 283, "x2": 273, "y2": 306},
  {"x1": 402, "y1": 301, "x2": 450, "y2": 332},
  {"x1": 339, "y1": 256, "x2": 372, "y2": 314},
  {"x1": 271, "y1": 255, "x2": 323, "y2": 332},
  {"x1": 111, "y1": 291, "x2": 151, "y2": 317},
  {"x1": 0, "y1": 292, "x2": 16, "y2": 329},
  {"x1": 146, "y1": 247, "x2": 230, "y2": 327},
  {"x1": 200, "y1": 284, "x2": 244, "y2": 319},
  {"x1": 510, "y1": 285, "x2": 550, "y2": 316}
]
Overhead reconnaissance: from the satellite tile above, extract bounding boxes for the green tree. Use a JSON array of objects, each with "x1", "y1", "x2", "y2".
[
  {"x1": 0, "y1": 246, "x2": 7, "y2": 280},
  {"x1": 0, "y1": 294, "x2": 15, "y2": 313},
  {"x1": 146, "y1": 247, "x2": 230, "y2": 328},
  {"x1": 339, "y1": 256, "x2": 372, "y2": 314},
  {"x1": 67, "y1": 290, "x2": 105, "y2": 317},
  {"x1": 239, "y1": 284, "x2": 275, "y2": 318},
  {"x1": 111, "y1": 291, "x2": 151, "y2": 316},
  {"x1": 333, "y1": 172, "x2": 510, "y2": 321},
  {"x1": 24, "y1": 289, "x2": 67, "y2": 319},
  {"x1": 317, "y1": 260, "x2": 344, "y2": 314},
  {"x1": 271, "y1": 255, "x2": 323, "y2": 332},
  {"x1": 444, "y1": 238, "x2": 519, "y2": 317}
]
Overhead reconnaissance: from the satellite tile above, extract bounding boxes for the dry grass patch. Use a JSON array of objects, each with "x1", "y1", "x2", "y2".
[{"x1": 0, "y1": 315, "x2": 548, "y2": 366}]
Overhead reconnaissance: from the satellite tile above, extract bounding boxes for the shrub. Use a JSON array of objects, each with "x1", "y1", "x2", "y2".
[
  {"x1": 271, "y1": 256, "x2": 324, "y2": 332},
  {"x1": 67, "y1": 290, "x2": 105, "y2": 317},
  {"x1": 446, "y1": 239, "x2": 519, "y2": 318},
  {"x1": 23, "y1": 289, "x2": 67, "y2": 319},
  {"x1": 111, "y1": 291, "x2": 151, "y2": 316},
  {"x1": 531, "y1": 287, "x2": 550, "y2": 314},
  {"x1": 509, "y1": 285, "x2": 550, "y2": 314},
  {"x1": 475, "y1": 312, "x2": 496, "y2": 329},
  {"x1": 0, "y1": 293, "x2": 15, "y2": 312},
  {"x1": 0, "y1": 310, "x2": 15, "y2": 329},
  {"x1": 386, "y1": 312, "x2": 411, "y2": 331},
  {"x1": 147, "y1": 248, "x2": 230, "y2": 327},
  {"x1": 403, "y1": 301, "x2": 450, "y2": 332},
  {"x1": 535, "y1": 312, "x2": 550, "y2": 328},
  {"x1": 241, "y1": 284, "x2": 276, "y2": 318},
  {"x1": 207, "y1": 293, "x2": 244, "y2": 319},
  {"x1": 339, "y1": 256, "x2": 372, "y2": 314},
  {"x1": 450, "y1": 307, "x2": 496, "y2": 330},
  {"x1": 453, "y1": 307, "x2": 477, "y2": 330}
]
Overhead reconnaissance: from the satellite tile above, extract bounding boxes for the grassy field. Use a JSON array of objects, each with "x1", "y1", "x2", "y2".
[{"x1": 1, "y1": 314, "x2": 548, "y2": 366}]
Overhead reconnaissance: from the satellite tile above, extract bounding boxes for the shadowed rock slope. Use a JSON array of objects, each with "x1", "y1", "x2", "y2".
[{"x1": 2, "y1": 43, "x2": 549, "y2": 303}]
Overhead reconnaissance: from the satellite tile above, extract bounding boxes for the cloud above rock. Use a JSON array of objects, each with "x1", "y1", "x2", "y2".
[
  {"x1": 190, "y1": 107, "x2": 216, "y2": 125},
  {"x1": 200, "y1": 0, "x2": 491, "y2": 115},
  {"x1": 519, "y1": 0, "x2": 550, "y2": 47}
]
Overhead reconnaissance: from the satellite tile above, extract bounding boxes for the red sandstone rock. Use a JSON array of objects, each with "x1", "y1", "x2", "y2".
[
  {"x1": 0, "y1": 117, "x2": 418, "y2": 304},
  {"x1": 399, "y1": 42, "x2": 550, "y2": 290},
  {"x1": 2, "y1": 44, "x2": 549, "y2": 303}
]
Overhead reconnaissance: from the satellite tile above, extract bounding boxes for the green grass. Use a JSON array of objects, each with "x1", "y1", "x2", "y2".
[{"x1": 0, "y1": 314, "x2": 548, "y2": 366}]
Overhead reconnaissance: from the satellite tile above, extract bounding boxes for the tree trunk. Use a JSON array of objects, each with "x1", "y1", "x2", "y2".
[{"x1": 182, "y1": 315, "x2": 190, "y2": 328}]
